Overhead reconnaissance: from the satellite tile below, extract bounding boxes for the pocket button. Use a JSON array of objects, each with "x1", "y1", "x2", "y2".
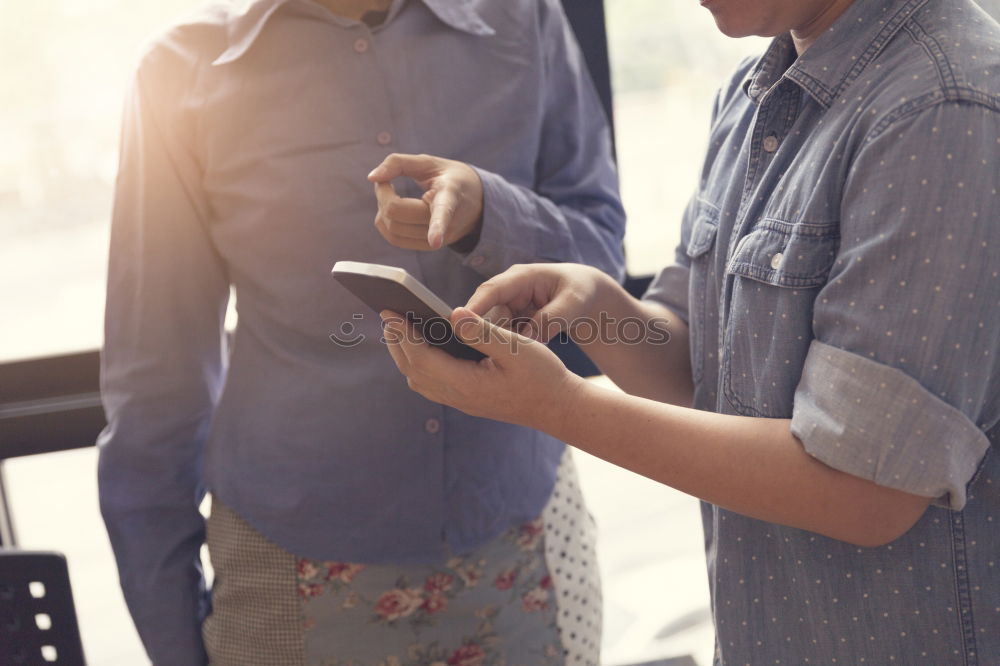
[{"x1": 770, "y1": 252, "x2": 784, "y2": 269}]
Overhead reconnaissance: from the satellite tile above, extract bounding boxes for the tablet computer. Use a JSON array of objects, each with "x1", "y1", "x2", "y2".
[{"x1": 331, "y1": 261, "x2": 486, "y2": 361}]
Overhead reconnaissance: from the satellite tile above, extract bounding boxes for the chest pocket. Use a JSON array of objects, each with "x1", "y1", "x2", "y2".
[
  {"x1": 722, "y1": 217, "x2": 839, "y2": 417},
  {"x1": 727, "y1": 218, "x2": 839, "y2": 287}
]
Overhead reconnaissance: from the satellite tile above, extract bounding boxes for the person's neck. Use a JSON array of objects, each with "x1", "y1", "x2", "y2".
[
  {"x1": 790, "y1": 0, "x2": 856, "y2": 54},
  {"x1": 312, "y1": 0, "x2": 392, "y2": 21}
]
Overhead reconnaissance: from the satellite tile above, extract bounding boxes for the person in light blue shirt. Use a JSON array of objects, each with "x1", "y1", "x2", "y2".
[
  {"x1": 97, "y1": 0, "x2": 624, "y2": 663},
  {"x1": 383, "y1": 0, "x2": 1000, "y2": 662}
]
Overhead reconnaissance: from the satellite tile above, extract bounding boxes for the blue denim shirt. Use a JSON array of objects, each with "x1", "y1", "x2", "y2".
[
  {"x1": 97, "y1": 0, "x2": 623, "y2": 662},
  {"x1": 644, "y1": 0, "x2": 1000, "y2": 662}
]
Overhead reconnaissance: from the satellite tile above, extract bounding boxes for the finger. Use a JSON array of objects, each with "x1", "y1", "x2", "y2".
[
  {"x1": 523, "y1": 289, "x2": 583, "y2": 341},
  {"x1": 466, "y1": 271, "x2": 540, "y2": 319},
  {"x1": 373, "y1": 181, "x2": 399, "y2": 209},
  {"x1": 482, "y1": 304, "x2": 515, "y2": 328},
  {"x1": 385, "y1": 197, "x2": 431, "y2": 224},
  {"x1": 427, "y1": 187, "x2": 459, "y2": 250},
  {"x1": 393, "y1": 316, "x2": 481, "y2": 391},
  {"x1": 374, "y1": 218, "x2": 433, "y2": 251},
  {"x1": 368, "y1": 153, "x2": 438, "y2": 183},
  {"x1": 450, "y1": 307, "x2": 535, "y2": 360},
  {"x1": 382, "y1": 220, "x2": 432, "y2": 241},
  {"x1": 384, "y1": 327, "x2": 411, "y2": 375},
  {"x1": 380, "y1": 310, "x2": 408, "y2": 347}
]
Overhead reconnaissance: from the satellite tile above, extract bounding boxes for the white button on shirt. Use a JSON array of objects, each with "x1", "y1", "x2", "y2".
[
  {"x1": 353, "y1": 38, "x2": 369, "y2": 53},
  {"x1": 762, "y1": 134, "x2": 780, "y2": 152},
  {"x1": 376, "y1": 130, "x2": 392, "y2": 146},
  {"x1": 770, "y1": 252, "x2": 783, "y2": 269}
]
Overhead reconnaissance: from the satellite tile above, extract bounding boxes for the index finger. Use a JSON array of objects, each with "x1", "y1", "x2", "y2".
[
  {"x1": 465, "y1": 273, "x2": 539, "y2": 318},
  {"x1": 427, "y1": 187, "x2": 458, "y2": 250}
]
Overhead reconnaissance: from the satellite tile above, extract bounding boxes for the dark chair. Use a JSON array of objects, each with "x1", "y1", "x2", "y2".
[
  {"x1": 0, "y1": 352, "x2": 97, "y2": 662},
  {"x1": 0, "y1": 550, "x2": 86, "y2": 665}
]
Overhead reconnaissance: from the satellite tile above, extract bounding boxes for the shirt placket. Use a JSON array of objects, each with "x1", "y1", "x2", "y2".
[
  {"x1": 717, "y1": 81, "x2": 801, "y2": 412},
  {"x1": 348, "y1": 22, "x2": 396, "y2": 152}
]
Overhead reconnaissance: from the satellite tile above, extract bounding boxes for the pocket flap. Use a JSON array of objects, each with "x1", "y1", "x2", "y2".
[
  {"x1": 685, "y1": 202, "x2": 720, "y2": 259},
  {"x1": 726, "y1": 218, "x2": 839, "y2": 288}
]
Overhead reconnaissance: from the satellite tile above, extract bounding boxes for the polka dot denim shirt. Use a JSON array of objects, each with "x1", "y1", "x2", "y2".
[{"x1": 644, "y1": 0, "x2": 1000, "y2": 662}]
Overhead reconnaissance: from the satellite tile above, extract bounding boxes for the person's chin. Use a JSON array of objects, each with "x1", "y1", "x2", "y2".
[
  {"x1": 707, "y1": 14, "x2": 758, "y2": 38},
  {"x1": 706, "y1": 11, "x2": 780, "y2": 39}
]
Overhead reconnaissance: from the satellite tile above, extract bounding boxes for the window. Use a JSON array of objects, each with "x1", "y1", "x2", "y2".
[{"x1": 608, "y1": 2, "x2": 766, "y2": 276}]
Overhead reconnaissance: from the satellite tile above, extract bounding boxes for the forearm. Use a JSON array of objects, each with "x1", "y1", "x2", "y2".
[
  {"x1": 543, "y1": 380, "x2": 930, "y2": 547},
  {"x1": 101, "y1": 505, "x2": 210, "y2": 665},
  {"x1": 571, "y1": 272, "x2": 693, "y2": 405}
]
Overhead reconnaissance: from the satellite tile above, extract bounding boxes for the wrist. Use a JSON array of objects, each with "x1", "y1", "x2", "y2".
[
  {"x1": 569, "y1": 268, "x2": 623, "y2": 343},
  {"x1": 447, "y1": 218, "x2": 482, "y2": 254},
  {"x1": 529, "y1": 370, "x2": 589, "y2": 436}
]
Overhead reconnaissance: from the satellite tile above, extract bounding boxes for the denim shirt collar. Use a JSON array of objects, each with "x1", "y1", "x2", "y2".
[
  {"x1": 743, "y1": 0, "x2": 930, "y2": 107},
  {"x1": 213, "y1": 0, "x2": 494, "y2": 65}
]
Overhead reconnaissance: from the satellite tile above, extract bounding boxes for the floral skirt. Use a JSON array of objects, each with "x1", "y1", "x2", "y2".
[{"x1": 203, "y1": 449, "x2": 601, "y2": 666}]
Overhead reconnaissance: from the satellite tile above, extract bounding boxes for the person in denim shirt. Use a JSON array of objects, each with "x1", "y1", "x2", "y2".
[{"x1": 382, "y1": 0, "x2": 1000, "y2": 662}]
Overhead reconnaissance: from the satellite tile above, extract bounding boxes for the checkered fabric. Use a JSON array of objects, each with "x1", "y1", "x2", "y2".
[{"x1": 203, "y1": 500, "x2": 305, "y2": 665}]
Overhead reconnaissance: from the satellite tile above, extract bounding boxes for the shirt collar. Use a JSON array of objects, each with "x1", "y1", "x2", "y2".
[
  {"x1": 743, "y1": 0, "x2": 930, "y2": 107},
  {"x1": 213, "y1": 0, "x2": 494, "y2": 66}
]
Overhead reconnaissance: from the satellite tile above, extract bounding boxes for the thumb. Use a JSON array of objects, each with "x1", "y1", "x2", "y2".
[
  {"x1": 367, "y1": 153, "x2": 437, "y2": 183},
  {"x1": 451, "y1": 307, "x2": 532, "y2": 360}
]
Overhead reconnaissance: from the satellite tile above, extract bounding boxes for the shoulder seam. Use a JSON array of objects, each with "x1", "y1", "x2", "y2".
[
  {"x1": 867, "y1": 91, "x2": 1000, "y2": 141},
  {"x1": 901, "y1": 19, "x2": 1000, "y2": 111}
]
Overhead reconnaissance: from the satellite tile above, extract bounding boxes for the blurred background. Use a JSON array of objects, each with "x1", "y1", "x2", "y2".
[{"x1": 2, "y1": 1, "x2": 997, "y2": 664}]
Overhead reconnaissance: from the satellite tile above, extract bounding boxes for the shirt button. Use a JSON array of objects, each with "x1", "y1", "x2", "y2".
[
  {"x1": 353, "y1": 38, "x2": 369, "y2": 53},
  {"x1": 469, "y1": 255, "x2": 486, "y2": 267},
  {"x1": 770, "y1": 252, "x2": 784, "y2": 269},
  {"x1": 424, "y1": 418, "x2": 441, "y2": 434},
  {"x1": 762, "y1": 134, "x2": 780, "y2": 153},
  {"x1": 376, "y1": 131, "x2": 392, "y2": 146}
]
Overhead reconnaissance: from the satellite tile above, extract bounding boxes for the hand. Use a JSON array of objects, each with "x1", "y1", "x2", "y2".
[
  {"x1": 380, "y1": 307, "x2": 583, "y2": 429},
  {"x1": 368, "y1": 154, "x2": 484, "y2": 251},
  {"x1": 466, "y1": 263, "x2": 615, "y2": 343}
]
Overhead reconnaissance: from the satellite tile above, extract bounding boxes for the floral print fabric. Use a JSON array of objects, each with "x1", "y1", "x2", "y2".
[{"x1": 296, "y1": 517, "x2": 564, "y2": 666}]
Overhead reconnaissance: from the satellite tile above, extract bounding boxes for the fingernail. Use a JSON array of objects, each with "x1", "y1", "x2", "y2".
[{"x1": 367, "y1": 167, "x2": 383, "y2": 180}]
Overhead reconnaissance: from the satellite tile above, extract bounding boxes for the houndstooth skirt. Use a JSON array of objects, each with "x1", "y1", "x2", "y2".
[{"x1": 202, "y1": 448, "x2": 602, "y2": 666}]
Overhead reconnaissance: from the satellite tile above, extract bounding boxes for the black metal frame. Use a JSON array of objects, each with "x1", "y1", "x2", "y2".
[{"x1": 0, "y1": 351, "x2": 104, "y2": 547}]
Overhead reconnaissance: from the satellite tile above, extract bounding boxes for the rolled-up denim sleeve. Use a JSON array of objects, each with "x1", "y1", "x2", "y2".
[
  {"x1": 792, "y1": 342, "x2": 990, "y2": 509},
  {"x1": 791, "y1": 101, "x2": 1000, "y2": 509}
]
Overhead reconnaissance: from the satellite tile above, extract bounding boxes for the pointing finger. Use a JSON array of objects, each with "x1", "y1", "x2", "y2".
[{"x1": 427, "y1": 187, "x2": 459, "y2": 249}]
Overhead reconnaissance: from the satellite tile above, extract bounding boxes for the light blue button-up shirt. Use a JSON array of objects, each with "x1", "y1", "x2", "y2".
[
  {"x1": 97, "y1": 0, "x2": 624, "y2": 661},
  {"x1": 645, "y1": 0, "x2": 1000, "y2": 662}
]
